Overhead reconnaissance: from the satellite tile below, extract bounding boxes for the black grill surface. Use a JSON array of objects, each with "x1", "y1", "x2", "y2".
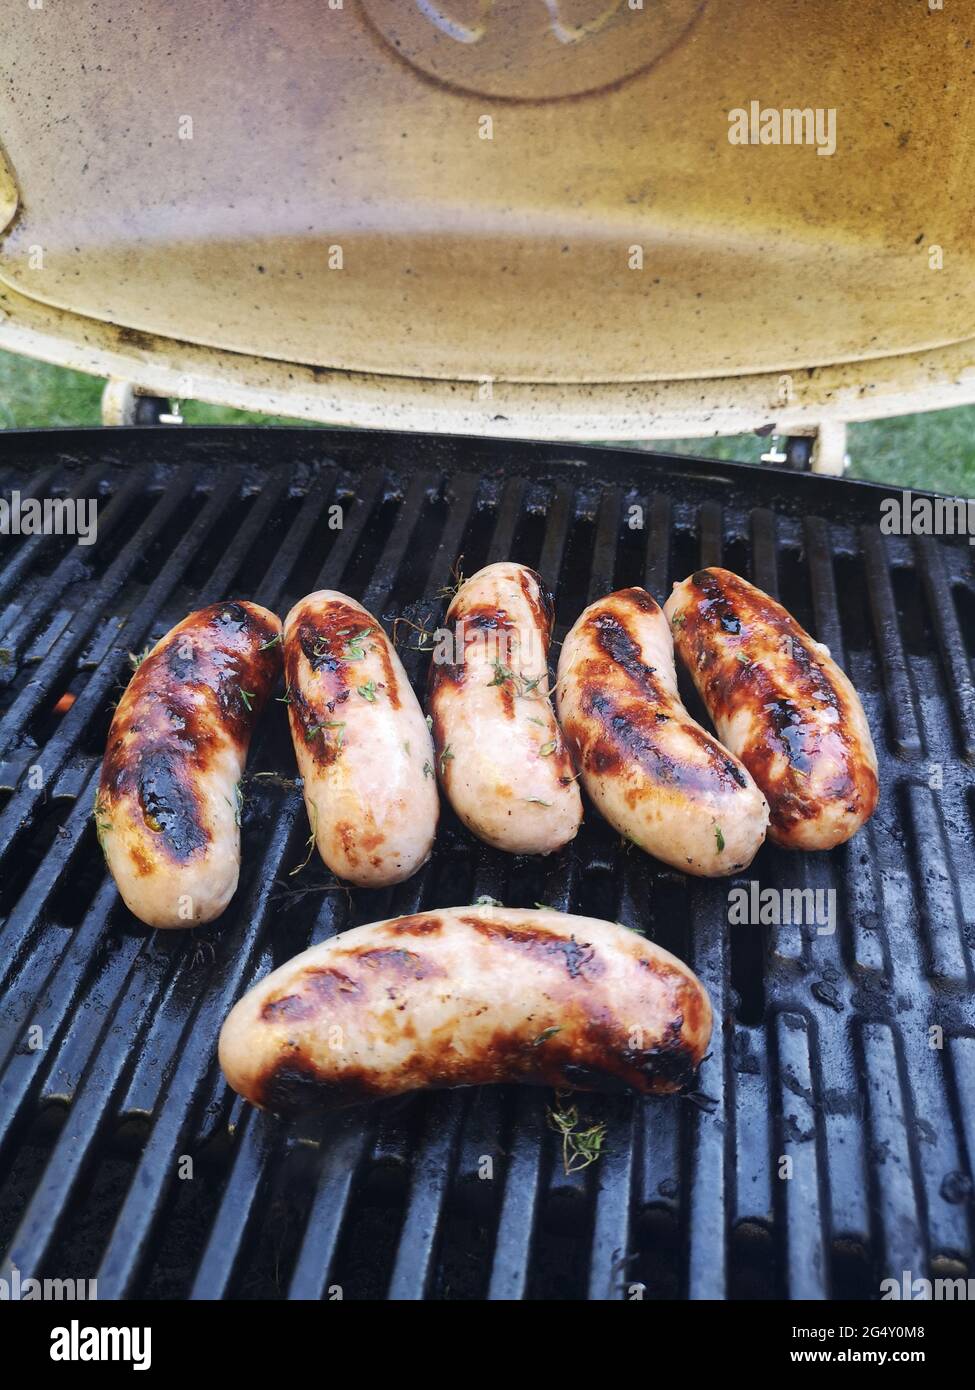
[{"x1": 0, "y1": 427, "x2": 972, "y2": 1301}]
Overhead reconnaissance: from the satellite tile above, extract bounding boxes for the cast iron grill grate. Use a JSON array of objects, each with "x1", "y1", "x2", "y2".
[{"x1": 0, "y1": 428, "x2": 972, "y2": 1300}]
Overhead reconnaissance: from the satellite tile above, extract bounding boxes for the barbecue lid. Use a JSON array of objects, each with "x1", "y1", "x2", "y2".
[{"x1": 0, "y1": 1, "x2": 973, "y2": 427}]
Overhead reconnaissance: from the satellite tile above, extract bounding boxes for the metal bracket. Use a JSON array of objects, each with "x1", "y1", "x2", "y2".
[
  {"x1": 761, "y1": 423, "x2": 849, "y2": 475},
  {"x1": 101, "y1": 379, "x2": 183, "y2": 426}
]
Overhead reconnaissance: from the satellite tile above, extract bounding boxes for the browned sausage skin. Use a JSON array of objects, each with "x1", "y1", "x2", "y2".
[
  {"x1": 218, "y1": 906, "x2": 712, "y2": 1114},
  {"x1": 427, "y1": 562, "x2": 582, "y2": 854},
  {"x1": 283, "y1": 591, "x2": 439, "y2": 886},
  {"x1": 664, "y1": 568, "x2": 879, "y2": 850},
  {"x1": 97, "y1": 600, "x2": 283, "y2": 928},
  {"x1": 556, "y1": 587, "x2": 768, "y2": 874}
]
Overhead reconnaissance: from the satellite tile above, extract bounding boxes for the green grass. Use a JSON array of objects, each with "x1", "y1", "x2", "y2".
[
  {"x1": 0, "y1": 351, "x2": 309, "y2": 430},
  {"x1": 3, "y1": 348, "x2": 974, "y2": 495}
]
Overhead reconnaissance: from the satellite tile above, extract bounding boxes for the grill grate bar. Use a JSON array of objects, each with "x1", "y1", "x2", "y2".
[
  {"x1": 0, "y1": 763, "x2": 101, "y2": 995},
  {"x1": 0, "y1": 467, "x2": 144, "y2": 666},
  {"x1": 686, "y1": 884, "x2": 730, "y2": 1300},
  {"x1": 0, "y1": 465, "x2": 79, "y2": 600},
  {"x1": 914, "y1": 537, "x2": 975, "y2": 760},
  {"x1": 750, "y1": 508, "x2": 779, "y2": 597},
  {"x1": 0, "y1": 877, "x2": 130, "y2": 1158},
  {"x1": 644, "y1": 493, "x2": 672, "y2": 597},
  {"x1": 201, "y1": 468, "x2": 292, "y2": 608},
  {"x1": 486, "y1": 1090, "x2": 546, "y2": 1300},
  {"x1": 586, "y1": 1098, "x2": 637, "y2": 1300},
  {"x1": 0, "y1": 470, "x2": 201, "y2": 758},
  {"x1": 803, "y1": 516, "x2": 846, "y2": 659},
  {"x1": 361, "y1": 472, "x2": 435, "y2": 618},
  {"x1": 0, "y1": 917, "x2": 167, "y2": 1281},
  {"x1": 535, "y1": 482, "x2": 575, "y2": 605},
  {"x1": 387, "y1": 1092, "x2": 466, "y2": 1300},
  {"x1": 284, "y1": 1117, "x2": 371, "y2": 1302},
  {"x1": 93, "y1": 809, "x2": 305, "y2": 1297},
  {"x1": 309, "y1": 468, "x2": 384, "y2": 594},
  {"x1": 188, "y1": 1109, "x2": 281, "y2": 1300},
  {"x1": 775, "y1": 1012, "x2": 828, "y2": 1300},
  {"x1": 860, "y1": 1024, "x2": 927, "y2": 1279},
  {"x1": 258, "y1": 471, "x2": 339, "y2": 610},
  {"x1": 589, "y1": 487, "x2": 622, "y2": 600},
  {"x1": 861, "y1": 526, "x2": 923, "y2": 758}
]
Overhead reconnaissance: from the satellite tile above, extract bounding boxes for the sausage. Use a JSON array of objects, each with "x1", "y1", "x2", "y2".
[
  {"x1": 663, "y1": 567, "x2": 879, "y2": 850},
  {"x1": 218, "y1": 905, "x2": 712, "y2": 1113},
  {"x1": 556, "y1": 587, "x2": 769, "y2": 875},
  {"x1": 96, "y1": 600, "x2": 283, "y2": 929},
  {"x1": 426, "y1": 562, "x2": 582, "y2": 854},
  {"x1": 283, "y1": 591, "x2": 438, "y2": 887}
]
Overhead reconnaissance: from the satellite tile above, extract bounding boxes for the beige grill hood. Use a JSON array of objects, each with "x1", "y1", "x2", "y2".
[{"x1": 0, "y1": 0, "x2": 973, "y2": 444}]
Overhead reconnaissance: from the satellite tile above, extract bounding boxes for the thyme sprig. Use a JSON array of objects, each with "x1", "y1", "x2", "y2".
[
  {"x1": 547, "y1": 1095, "x2": 608, "y2": 1175},
  {"x1": 290, "y1": 802, "x2": 319, "y2": 877}
]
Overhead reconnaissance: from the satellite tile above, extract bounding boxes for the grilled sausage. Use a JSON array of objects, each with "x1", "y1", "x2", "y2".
[
  {"x1": 96, "y1": 600, "x2": 283, "y2": 929},
  {"x1": 427, "y1": 562, "x2": 582, "y2": 854},
  {"x1": 218, "y1": 905, "x2": 712, "y2": 1113},
  {"x1": 664, "y1": 568, "x2": 879, "y2": 850},
  {"x1": 284, "y1": 591, "x2": 438, "y2": 887},
  {"x1": 556, "y1": 587, "x2": 769, "y2": 875}
]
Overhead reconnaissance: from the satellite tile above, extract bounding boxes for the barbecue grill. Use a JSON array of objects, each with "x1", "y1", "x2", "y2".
[{"x1": 1, "y1": 426, "x2": 972, "y2": 1301}]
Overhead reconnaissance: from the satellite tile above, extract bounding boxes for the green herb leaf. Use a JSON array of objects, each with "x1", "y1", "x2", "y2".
[
  {"x1": 532, "y1": 1026, "x2": 562, "y2": 1048},
  {"x1": 239, "y1": 688, "x2": 255, "y2": 711},
  {"x1": 259, "y1": 632, "x2": 283, "y2": 651},
  {"x1": 290, "y1": 802, "x2": 318, "y2": 876},
  {"x1": 92, "y1": 791, "x2": 112, "y2": 850},
  {"x1": 539, "y1": 740, "x2": 557, "y2": 757},
  {"x1": 357, "y1": 680, "x2": 377, "y2": 702},
  {"x1": 439, "y1": 745, "x2": 454, "y2": 776},
  {"x1": 343, "y1": 628, "x2": 374, "y2": 661},
  {"x1": 489, "y1": 660, "x2": 515, "y2": 687},
  {"x1": 547, "y1": 1099, "x2": 608, "y2": 1175},
  {"x1": 715, "y1": 824, "x2": 725, "y2": 852}
]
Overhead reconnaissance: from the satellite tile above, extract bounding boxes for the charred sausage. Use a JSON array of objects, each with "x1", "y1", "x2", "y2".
[
  {"x1": 218, "y1": 905, "x2": 712, "y2": 1113},
  {"x1": 427, "y1": 562, "x2": 582, "y2": 854},
  {"x1": 284, "y1": 591, "x2": 438, "y2": 887},
  {"x1": 96, "y1": 600, "x2": 283, "y2": 929},
  {"x1": 556, "y1": 587, "x2": 769, "y2": 875},
  {"x1": 664, "y1": 568, "x2": 879, "y2": 849}
]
